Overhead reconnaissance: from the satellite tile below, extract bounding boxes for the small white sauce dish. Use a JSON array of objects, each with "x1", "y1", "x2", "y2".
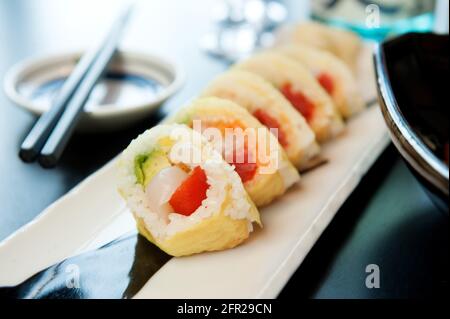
[{"x1": 4, "y1": 50, "x2": 184, "y2": 132}]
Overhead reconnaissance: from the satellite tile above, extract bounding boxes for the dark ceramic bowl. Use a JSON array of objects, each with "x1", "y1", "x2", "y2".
[{"x1": 374, "y1": 33, "x2": 449, "y2": 212}]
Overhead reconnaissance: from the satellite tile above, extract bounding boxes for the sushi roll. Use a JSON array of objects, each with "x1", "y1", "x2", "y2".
[
  {"x1": 274, "y1": 21, "x2": 362, "y2": 72},
  {"x1": 165, "y1": 97, "x2": 300, "y2": 207},
  {"x1": 117, "y1": 124, "x2": 261, "y2": 257},
  {"x1": 234, "y1": 52, "x2": 344, "y2": 142},
  {"x1": 276, "y1": 44, "x2": 365, "y2": 118},
  {"x1": 201, "y1": 70, "x2": 320, "y2": 170}
]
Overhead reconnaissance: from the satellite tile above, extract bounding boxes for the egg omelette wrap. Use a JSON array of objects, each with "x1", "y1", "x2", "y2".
[
  {"x1": 276, "y1": 44, "x2": 365, "y2": 119},
  {"x1": 274, "y1": 21, "x2": 362, "y2": 72},
  {"x1": 117, "y1": 124, "x2": 261, "y2": 257},
  {"x1": 233, "y1": 52, "x2": 344, "y2": 142},
  {"x1": 201, "y1": 70, "x2": 320, "y2": 171},
  {"x1": 165, "y1": 97, "x2": 300, "y2": 207}
]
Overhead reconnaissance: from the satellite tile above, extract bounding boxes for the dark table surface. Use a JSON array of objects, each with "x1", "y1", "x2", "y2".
[{"x1": 0, "y1": 0, "x2": 447, "y2": 299}]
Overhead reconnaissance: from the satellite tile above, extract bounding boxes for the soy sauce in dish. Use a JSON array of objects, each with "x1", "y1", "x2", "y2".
[{"x1": 23, "y1": 71, "x2": 165, "y2": 111}]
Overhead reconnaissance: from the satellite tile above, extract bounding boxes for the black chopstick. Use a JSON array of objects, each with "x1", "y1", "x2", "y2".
[
  {"x1": 18, "y1": 43, "x2": 100, "y2": 163},
  {"x1": 19, "y1": 5, "x2": 132, "y2": 165},
  {"x1": 33, "y1": 5, "x2": 133, "y2": 168}
]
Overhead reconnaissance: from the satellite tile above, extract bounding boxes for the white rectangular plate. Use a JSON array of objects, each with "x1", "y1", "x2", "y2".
[
  {"x1": 134, "y1": 106, "x2": 389, "y2": 298},
  {"x1": 0, "y1": 44, "x2": 389, "y2": 298}
]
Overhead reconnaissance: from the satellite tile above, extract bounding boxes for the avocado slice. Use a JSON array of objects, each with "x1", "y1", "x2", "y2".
[{"x1": 134, "y1": 149, "x2": 171, "y2": 186}]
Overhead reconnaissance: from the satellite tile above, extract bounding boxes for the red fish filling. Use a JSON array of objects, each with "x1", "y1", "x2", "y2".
[
  {"x1": 253, "y1": 109, "x2": 288, "y2": 147},
  {"x1": 169, "y1": 166, "x2": 209, "y2": 216},
  {"x1": 197, "y1": 119, "x2": 259, "y2": 184},
  {"x1": 317, "y1": 72, "x2": 335, "y2": 95},
  {"x1": 280, "y1": 83, "x2": 315, "y2": 122},
  {"x1": 231, "y1": 146, "x2": 257, "y2": 183}
]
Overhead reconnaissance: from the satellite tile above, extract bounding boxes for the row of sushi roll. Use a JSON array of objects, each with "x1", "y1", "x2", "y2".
[{"x1": 117, "y1": 22, "x2": 366, "y2": 257}]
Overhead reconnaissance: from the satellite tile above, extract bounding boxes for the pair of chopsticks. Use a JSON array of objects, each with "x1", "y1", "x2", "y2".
[{"x1": 19, "y1": 5, "x2": 134, "y2": 168}]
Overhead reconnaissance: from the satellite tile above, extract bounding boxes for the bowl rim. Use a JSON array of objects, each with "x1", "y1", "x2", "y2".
[
  {"x1": 3, "y1": 50, "x2": 185, "y2": 119},
  {"x1": 374, "y1": 36, "x2": 449, "y2": 197}
]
